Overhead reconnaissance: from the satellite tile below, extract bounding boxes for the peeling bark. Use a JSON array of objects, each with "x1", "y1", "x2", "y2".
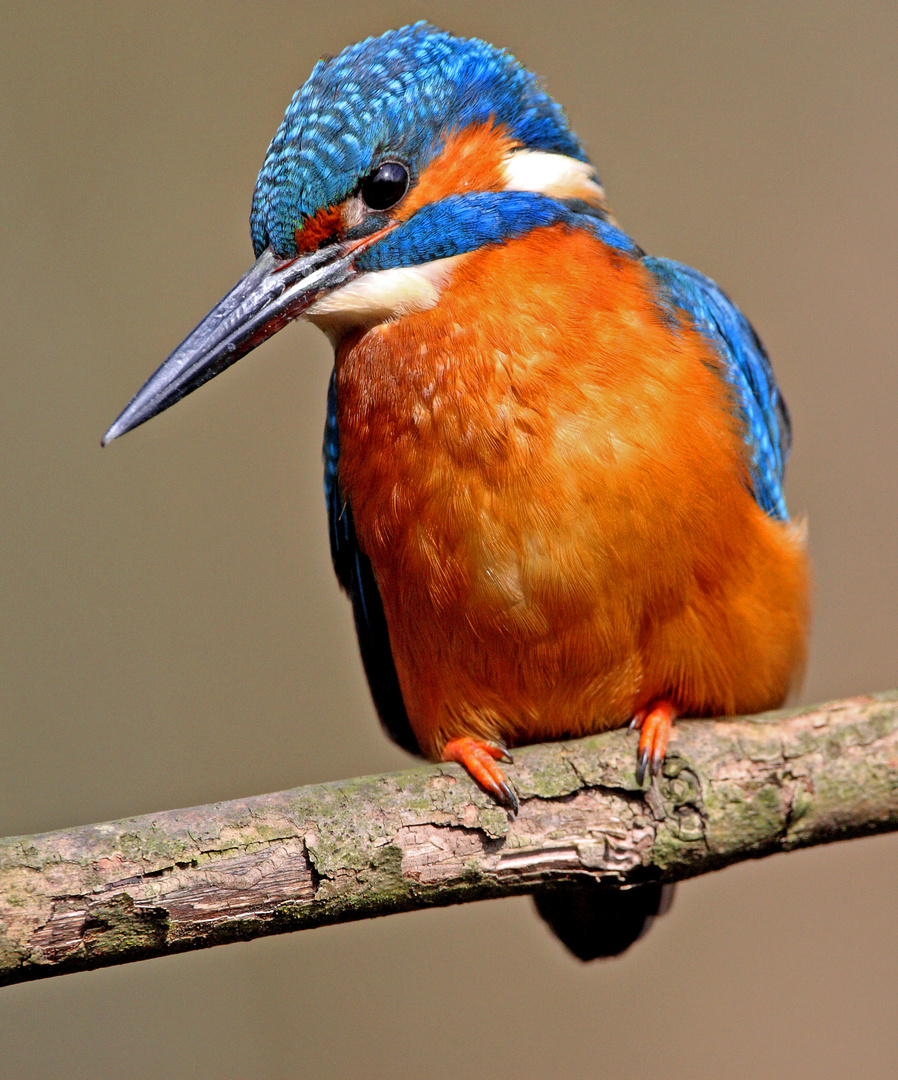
[{"x1": 2, "y1": 692, "x2": 896, "y2": 986}]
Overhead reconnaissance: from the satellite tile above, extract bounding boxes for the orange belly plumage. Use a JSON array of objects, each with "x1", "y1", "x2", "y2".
[{"x1": 334, "y1": 224, "x2": 809, "y2": 759}]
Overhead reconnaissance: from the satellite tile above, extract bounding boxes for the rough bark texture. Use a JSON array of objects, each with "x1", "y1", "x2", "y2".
[{"x1": 2, "y1": 692, "x2": 896, "y2": 986}]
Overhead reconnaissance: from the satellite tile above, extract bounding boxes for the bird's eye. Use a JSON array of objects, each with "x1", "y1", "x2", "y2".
[{"x1": 360, "y1": 161, "x2": 409, "y2": 211}]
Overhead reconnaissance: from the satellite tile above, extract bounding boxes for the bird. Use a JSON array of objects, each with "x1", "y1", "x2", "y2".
[{"x1": 103, "y1": 22, "x2": 809, "y2": 958}]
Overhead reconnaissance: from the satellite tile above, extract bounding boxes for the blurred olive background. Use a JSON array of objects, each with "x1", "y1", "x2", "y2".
[{"x1": 2, "y1": 2, "x2": 896, "y2": 1077}]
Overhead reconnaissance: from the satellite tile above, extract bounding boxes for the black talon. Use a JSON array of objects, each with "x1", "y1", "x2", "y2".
[
  {"x1": 494, "y1": 779, "x2": 520, "y2": 815},
  {"x1": 502, "y1": 784, "x2": 520, "y2": 816},
  {"x1": 636, "y1": 747, "x2": 650, "y2": 786}
]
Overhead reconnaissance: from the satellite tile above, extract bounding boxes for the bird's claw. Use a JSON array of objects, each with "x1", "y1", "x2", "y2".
[
  {"x1": 630, "y1": 701, "x2": 676, "y2": 785},
  {"x1": 493, "y1": 741, "x2": 514, "y2": 764},
  {"x1": 442, "y1": 737, "x2": 519, "y2": 814}
]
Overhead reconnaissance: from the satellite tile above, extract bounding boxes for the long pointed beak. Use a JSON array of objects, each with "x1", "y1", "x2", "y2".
[{"x1": 102, "y1": 241, "x2": 358, "y2": 445}]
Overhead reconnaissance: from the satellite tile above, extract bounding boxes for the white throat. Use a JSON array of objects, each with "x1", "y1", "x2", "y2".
[{"x1": 304, "y1": 255, "x2": 465, "y2": 344}]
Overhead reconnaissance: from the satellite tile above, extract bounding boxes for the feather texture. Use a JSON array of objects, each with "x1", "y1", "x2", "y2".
[
  {"x1": 333, "y1": 223, "x2": 808, "y2": 759},
  {"x1": 646, "y1": 258, "x2": 791, "y2": 520}
]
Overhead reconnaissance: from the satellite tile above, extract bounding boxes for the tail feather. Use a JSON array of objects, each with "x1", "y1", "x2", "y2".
[{"x1": 533, "y1": 880, "x2": 675, "y2": 960}]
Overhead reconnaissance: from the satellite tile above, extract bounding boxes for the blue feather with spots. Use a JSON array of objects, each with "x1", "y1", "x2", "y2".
[{"x1": 252, "y1": 22, "x2": 588, "y2": 257}]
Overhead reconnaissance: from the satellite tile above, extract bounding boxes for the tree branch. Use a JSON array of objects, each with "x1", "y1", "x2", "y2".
[{"x1": 2, "y1": 692, "x2": 896, "y2": 986}]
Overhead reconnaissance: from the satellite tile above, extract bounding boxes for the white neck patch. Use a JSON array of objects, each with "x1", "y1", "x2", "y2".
[{"x1": 502, "y1": 149, "x2": 614, "y2": 219}]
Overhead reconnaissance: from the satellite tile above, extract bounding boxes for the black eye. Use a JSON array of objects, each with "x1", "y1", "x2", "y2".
[{"x1": 360, "y1": 161, "x2": 409, "y2": 211}]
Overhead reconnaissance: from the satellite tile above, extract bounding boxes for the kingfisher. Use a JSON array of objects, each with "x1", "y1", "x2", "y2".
[{"x1": 103, "y1": 23, "x2": 809, "y2": 958}]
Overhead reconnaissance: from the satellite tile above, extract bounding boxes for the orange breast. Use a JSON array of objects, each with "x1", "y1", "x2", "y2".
[{"x1": 334, "y1": 225, "x2": 809, "y2": 759}]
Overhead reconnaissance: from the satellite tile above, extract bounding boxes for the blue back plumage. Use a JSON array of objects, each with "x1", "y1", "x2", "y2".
[
  {"x1": 251, "y1": 21, "x2": 587, "y2": 257},
  {"x1": 645, "y1": 258, "x2": 791, "y2": 520}
]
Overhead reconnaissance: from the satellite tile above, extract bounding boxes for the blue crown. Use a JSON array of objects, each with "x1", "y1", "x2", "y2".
[{"x1": 250, "y1": 22, "x2": 588, "y2": 257}]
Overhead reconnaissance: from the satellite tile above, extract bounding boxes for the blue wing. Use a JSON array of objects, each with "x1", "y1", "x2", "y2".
[
  {"x1": 644, "y1": 257, "x2": 791, "y2": 521},
  {"x1": 323, "y1": 369, "x2": 422, "y2": 756}
]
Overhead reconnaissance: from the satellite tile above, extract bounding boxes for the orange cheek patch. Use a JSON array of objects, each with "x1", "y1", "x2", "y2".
[
  {"x1": 294, "y1": 204, "x2": 344, "y2": 253},
  {"x1": 397, "y1": 122, "x2": 517, "y2": 221}
]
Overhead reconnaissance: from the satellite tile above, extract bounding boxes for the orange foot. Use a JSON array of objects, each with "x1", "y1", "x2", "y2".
[
  {"x1": 441, "y1": 737, "x2": 519, "y2": 814},
  {"x1": 629, "y1": 701, "x2": 677, "y2": 785}
]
